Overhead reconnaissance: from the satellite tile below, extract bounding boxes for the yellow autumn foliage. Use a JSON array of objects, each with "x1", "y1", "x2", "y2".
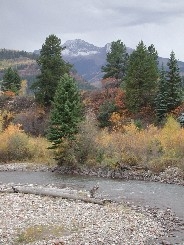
[
  {"x1": 0, "y1": 111, "x2": 183, "y2": 172},
  {"x1": 96, "y1": 116, "x2": 184, "y2": 171},
  {"x1": 19, "y1": 80, "x2": 28, "y2": 96},
  {"x1": 0, "y1": 123, "x2": 53, "y2": 164}
]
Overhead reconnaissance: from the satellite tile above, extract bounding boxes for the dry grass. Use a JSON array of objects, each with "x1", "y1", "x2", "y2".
[{"x1": 15, "y1": 224, "x2": 66, "y2": 244}]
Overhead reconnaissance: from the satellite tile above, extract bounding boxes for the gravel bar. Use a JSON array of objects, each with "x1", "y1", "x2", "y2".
[
  {"x1": 0, "y1": 163, "x2": 183, "y2": 244},
  {"x1": 0, "y1": 183, "x2": 168, "y2": 245}
]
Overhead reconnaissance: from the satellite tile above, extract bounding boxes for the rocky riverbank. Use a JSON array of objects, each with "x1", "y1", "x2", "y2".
[
  {"x1": 53, "y1": 165, "x2": 184, "y2": 186},
  {"x1": 0, "y1": 162, "x2": 51, "y2": 172},
  {"x1": 0, "y1": 183, "x2": 183, "y2": 245}
]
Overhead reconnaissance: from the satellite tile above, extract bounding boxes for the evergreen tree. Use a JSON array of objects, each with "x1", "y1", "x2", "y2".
[
  {"x1": 101, "y1": 40, "x2": 128, "y2": 81},
  {"x1": 32, "y1": 34, "x2": 71, "y2": 105},
  {"x1": 47, "y1": 74, "x2": 83, "y2": 149},
  {"x1": 166, "y1": 51, "x2": 182, "y2": 111},
  {"x1": 124, "y1": 41, "x2": 158, "y2": 112},
  {"x1": 155, "y1": 64, "x2": 169, "y2": 122},
  {"x1": 1, "y1": 67, "x2": 21, "y2": 94}
]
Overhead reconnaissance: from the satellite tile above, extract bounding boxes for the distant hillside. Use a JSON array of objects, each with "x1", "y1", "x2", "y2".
[
  {"x1": 0, "y1": 49, "x2": 38, "y2": 60},
  {"x1": 0, "y1": 50, "x2": 39, "y2": 92},
  {"x1": 0, "y1": 48, "x2": 95, "y2": 92}
]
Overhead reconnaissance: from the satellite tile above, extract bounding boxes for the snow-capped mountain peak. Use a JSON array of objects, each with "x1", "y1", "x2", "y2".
[{"x1": 62, "y1": 39, "x2": 101, "y2": 57}]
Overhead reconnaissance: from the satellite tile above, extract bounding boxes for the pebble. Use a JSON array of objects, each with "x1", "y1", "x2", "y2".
[{"x1": 0, "y1": 183, "x2": 166, "y2": 245}]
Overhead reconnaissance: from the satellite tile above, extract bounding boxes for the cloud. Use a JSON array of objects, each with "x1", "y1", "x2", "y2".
[{"x1": 0, "y1": 0, "x2": 184, "y2": 60}]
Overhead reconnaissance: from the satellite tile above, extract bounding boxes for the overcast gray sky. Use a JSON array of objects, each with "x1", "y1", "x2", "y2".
[{"x1": 1, "y1": 0, "x2": 184, "y2": 60}]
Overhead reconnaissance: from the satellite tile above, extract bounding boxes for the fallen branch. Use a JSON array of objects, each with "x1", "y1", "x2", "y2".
[{"x1": 5, "y1": 186, "x2": 107, "y2": 205}]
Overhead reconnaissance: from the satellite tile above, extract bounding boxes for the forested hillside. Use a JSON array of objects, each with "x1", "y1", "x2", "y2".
[
  {"x1": 0, "y1": 49, "x2": 95, "y2": 92},
  {"x1": 0, "y1": 49, "x2": 38, "y2": 60}
]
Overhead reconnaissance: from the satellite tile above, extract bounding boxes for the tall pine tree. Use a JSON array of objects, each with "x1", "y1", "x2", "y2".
[
  {"x1": 32, "y1": 34, "x2": 71, "y2": 106},
  {"x1": 166, "y1": 51, "x2": 182, "y2": 111},
  {"x1": 47, "y1": 74, "x2": 83, "y2": 149},
  {"x1": 101, "y1": 40, "x2": 128, "y2": 81},
  {"x1": 124, "y1": 41, "x2": 158, "y2": 112}
]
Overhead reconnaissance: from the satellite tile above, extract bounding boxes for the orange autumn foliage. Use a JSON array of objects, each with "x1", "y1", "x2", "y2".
[
  {"x1": 170, "y1": 102, "x2": 184, "y2": 118},
  {"x1": 83, "y1": 87, "x2": 127, "y2": 116},
  {"x1": 3, "y1": 90, "x2": 16, "y2": 97}
]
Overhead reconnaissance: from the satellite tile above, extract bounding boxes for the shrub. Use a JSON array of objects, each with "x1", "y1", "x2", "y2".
[
  {"x1": 97, "y1": 116, "x2": 184, "y2": 171},
  {"x1": 56, "y1": 111, "x2": 104, "y2": 166},
  {"x1": 158, "y1": 116, "x2": 184, "y2": 158},
  {"x1": 148, "y1": 157, "x2": 181, "y2": 173},
  {"x1": 27, "y1": 136, "x2": 54, "y2": 164},
  {"x1": 53, "y1": 114, "x2": 184, "y2": 172},
  {"x1": 0, "y1": 124, "x2": 28, "y2": 161},
  {"x1": 7, "y1": 131, "x2": 31, "y2": 161},
  {"x1": 13, "y1": 108, "x2": 49, "y2": 136},
  {"x1": 0, "y1": 124, "x2": 53, "y2": 163},
  {"x1": 75, "y1": 112, "x2": 99, "y2": 164}
]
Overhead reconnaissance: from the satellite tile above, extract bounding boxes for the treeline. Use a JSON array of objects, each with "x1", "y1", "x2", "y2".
[
  {"x1": 100, "y1": 40, "x2": 183, "y2": 124},
  {"x1": 0, "y1": 49, "x2": 38, "y2": 60}
]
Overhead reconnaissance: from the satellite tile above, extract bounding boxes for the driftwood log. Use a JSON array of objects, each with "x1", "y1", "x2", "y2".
[{"x1": 1, "y1": 186, "x2": 108, "y2": 205}]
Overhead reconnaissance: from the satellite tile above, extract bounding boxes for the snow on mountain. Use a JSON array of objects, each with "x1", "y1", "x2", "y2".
[
  {"x1": 62, "y1": 39, "x2": 102, "y2": 57},
  {"x1": 62, "y1": 49, "x2": 99, "y2": 56}
]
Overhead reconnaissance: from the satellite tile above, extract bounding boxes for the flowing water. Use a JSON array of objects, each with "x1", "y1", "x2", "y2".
[{"x1": 0, "y1": 171, "x2": 184, "y2": 243}]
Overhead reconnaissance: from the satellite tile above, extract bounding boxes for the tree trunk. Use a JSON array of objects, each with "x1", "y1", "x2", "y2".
[{"x1": 1, "y1": 186, "x2": 107, "y2": 205}]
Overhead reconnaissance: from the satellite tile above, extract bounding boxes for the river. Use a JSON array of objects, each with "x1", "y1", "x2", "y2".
[{"x1": 0, "y1": 171, "x2": 184, "y2": 243}]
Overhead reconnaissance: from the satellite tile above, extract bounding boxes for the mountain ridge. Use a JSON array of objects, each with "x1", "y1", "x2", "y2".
[{"x1": 60, "y1": 39, "x2": 184, "y2": 84}]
